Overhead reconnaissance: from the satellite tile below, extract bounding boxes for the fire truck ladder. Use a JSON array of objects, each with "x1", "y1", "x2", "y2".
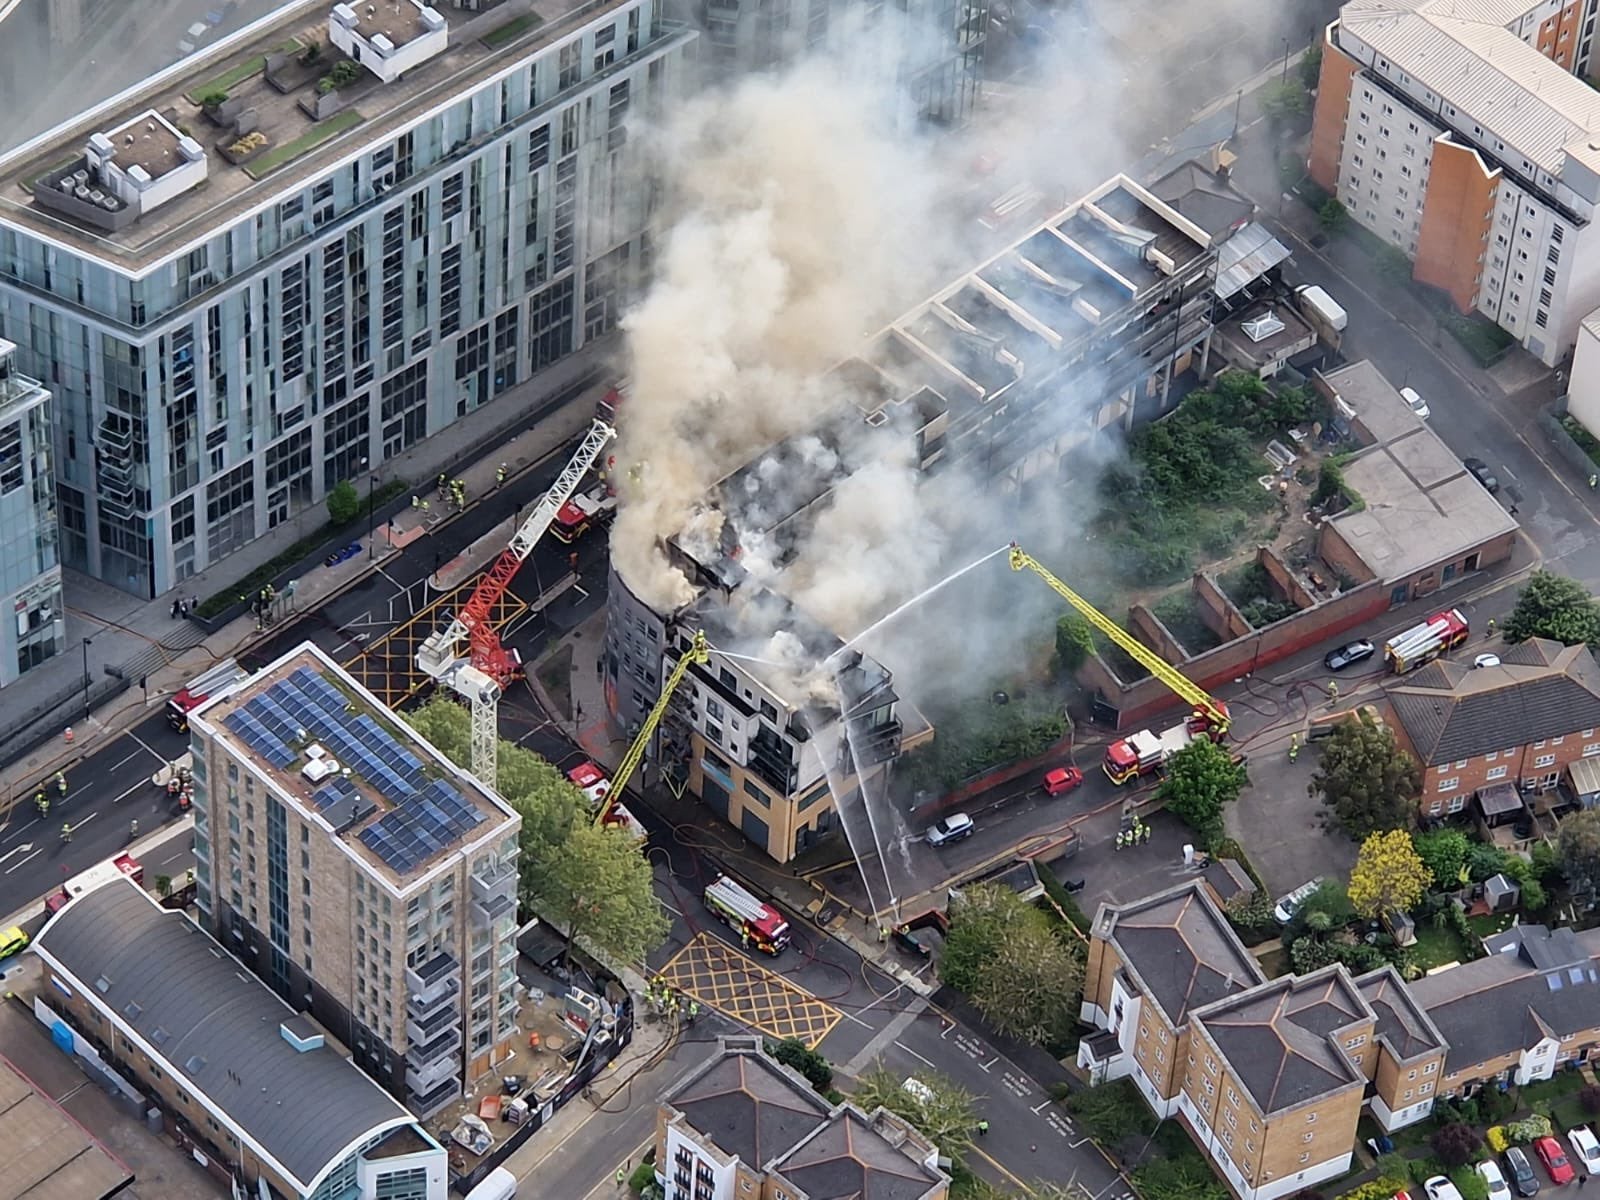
[
  {"x1": 597, "y1": 630, "x2": 709, "y2": 826},
  {"x1": 416, "y1": 419, "x2": 616, "y2": 789},
  {"x1": 705, "y1": 875, "x2": 768, "y2": 923},
  {"x1": 1008, "y1": 543, "x2": 1231, "y2": 735}
]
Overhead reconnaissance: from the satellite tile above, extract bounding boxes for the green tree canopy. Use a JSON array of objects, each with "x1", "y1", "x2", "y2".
[
  {"x1": 326, "y1": 479, "x2": 360, "y2": 525},
  {"x1": 1155, "y1": 739, "x2": 1248, "y2": 848},
  {"x1": 1504, "y1": 570, "x2": 1600, "y2": 645},
  {"x1": 1309, "y1": 714, "x2": 1420, "y2": 838},
  {"x1": 1411, "y1": 828, "x2": 1470, "y2": 890},
  {"x1": 1055, "y1": 613, "x2": 1096, "y2": 672},
  {"x1": 1558, "y1": 808, "x2": 1600, "y2": 910},
  {"x1": 848, "y1": 1064, "x2": 975, "y2": 1159},
  {"x1": 941, "y1": 884, "x2": 1084, "y2": 1043}
]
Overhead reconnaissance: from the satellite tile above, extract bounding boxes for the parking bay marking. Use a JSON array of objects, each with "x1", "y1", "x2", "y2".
[{"x1": 999, "y1": 1069, "x2": 1033, "y2": 1099}]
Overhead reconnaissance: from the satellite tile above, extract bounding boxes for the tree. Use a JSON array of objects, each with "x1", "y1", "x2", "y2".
[
  {"x1": 1309, "y1": 713, "x2": 1420, "y2": 838},
  {"x1": 1155, "y1": 739, "x2": 1248, "y2": 848},
  {"x1": 1348, "y1": 830, "x2": 1430, "y2": 920},
  {"x1": 766, "y1": 1039, "x2": 833, "y2": 1094},
  {"x1": 1504, "y1": 570, "x2": 1600, "y2": 646},
  {"x1": 1055, "y1": 613, "x2": 1096, "y2": 671},
  {"x1": 1412, "y1": 828, "x2": 1470, "y2": 890},
  {"x1": 1557, "y1": 808, "x2": 1600, "y2": 909},
  {"x1": 1063, "y1": 1079, "x2": 1157, "y2": 1144},
  {"x1": 1260, "y1": 78, "x2": 1310, "y2": 123},
  {"x1": 1431, "y1": 1122, "x2": 1481, "y2": 1168},
  {"x1": 940, "y1": 883, "x2": 1018, "y2": 993},
  {"x1": 1318, "y1": 198, "x2": 1349, "y2": 235},
  {"x1": 326, "y1": 479, "x2": 360, "y2": 525},
  {"x1": 970, "y1": 916, "x2": 1084, "y2": 1043},
  {"x1": 155, "y1": 874, "x2": 172, "y2": 899},
  {"x1": 849, "y1": 1063, "x2": 975, "y2": 1158},
  {"x1": 1299, "y1": 39, "x2": 1323, "y2": 90}
]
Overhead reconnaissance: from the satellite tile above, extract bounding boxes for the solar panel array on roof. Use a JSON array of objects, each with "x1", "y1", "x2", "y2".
[
  {"x1": 358, "y1": 779, "x2": 487, "y2": 875},
  {"x1": 311, "y1": 774, "x2": 359, "y2": 811},
  {"x1": 223, "y1": 710, "x2": 295, "y2": 769}
]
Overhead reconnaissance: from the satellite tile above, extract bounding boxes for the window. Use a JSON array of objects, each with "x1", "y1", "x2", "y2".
[
  {"x1": 1447, "y1": 795, "x2": 1467, "y2": 814},
  {"x1": 1299, "y1": 1152, "x2": 1312, "y2": 1164},
  {"x1": 1346, "y1": 1035, "x2": 1367, "y2": 1049},
  {"x1": 1437, "y1": 776, "x2": 1459, "y2": 792},
  {"x1": 1534, "y1": 753, "x2": 1557, "y2": 768},
  {"x1": 1486, "y1": 765, "x2": 1508, "y2": 780},
  {"x1": 1302, "y1": 1131, "x2": 1315, "y2": 1143},
  {"x1": 1307, "y1": 1111, "x2": 1318, "y2": 1123}
]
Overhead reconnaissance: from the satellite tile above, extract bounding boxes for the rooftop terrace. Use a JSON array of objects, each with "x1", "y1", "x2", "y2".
[
  {"x1": 0, "y1": 0, "x2": 629, "y2": 269},
  {"x1": 201, "y1": 646, "x2": 513, "y2": 884}
]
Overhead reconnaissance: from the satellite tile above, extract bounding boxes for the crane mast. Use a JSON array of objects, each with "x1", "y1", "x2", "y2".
[
  {"x1": 1007, "y1": 544, "x2": 1229, "y2": 734},
  {"x1": 597, "y1": 631, "x2": 708, "y2": 826},
  {"x1": 417, "y1": 418, "x2": 616, "y2": 788}
]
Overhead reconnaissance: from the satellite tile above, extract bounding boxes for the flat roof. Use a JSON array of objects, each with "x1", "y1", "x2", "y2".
[
  {"x1": 0, "y1": 0, "x2": 627, "y2": 269},
  {"x1": 32, "y1": 877, "x2": 421, "y2": 1195},
  {"x1": 198, "y1": 644, "x2": 515, "y2": 885},
  {"x1": 0, "y1": 1052, "x2": 132, "y2": 1200},
  {"x1": 1214, "y1": 302, "x2": 1315, "y2": 366},
  {"x1": 1321, "y1": 361, "x2": 1519, "y2": 583},
  {"x1": 1338, "y1": 0, "x2": 1600, "y2": 176}
]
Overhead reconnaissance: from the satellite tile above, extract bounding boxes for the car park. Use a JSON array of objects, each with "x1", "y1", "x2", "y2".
[
  {"x1": 1533, "y1": 1136, "x2": 1574, "y2": 1185},
  {"x1": 1401, "y1": 386, "x2": 1431, "y2": 419},
  {"x1": 1476, "y1": 1160, "x2": 1511, "y2": 1199},
  {"x1": 1274, "y1": 877, "x2": 1326, "y2": 924},
  {"x1": 1568, "y1": 1126, "x2": 1600, "y2": 1177},
  {"x1": 1504, "y1": 1145, "x2": 1540, "y2": 1196},
  {"x1": 1324, "y1": 638, "x2": 1376, "y2": 671},
  {"x1": 926, "y1": 813, "x2": 975, "y2": 846},
  {"x1": 1464, "y1": 456, "x2": 1502, "y2": 494},
  {"x1": 1423, "y1": 1176, "x2": 1463, "y2": 1200}
]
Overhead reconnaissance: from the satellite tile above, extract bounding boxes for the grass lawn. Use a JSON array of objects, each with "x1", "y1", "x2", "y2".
[
  {"x1": 244, "y1": 110, "x2": 365, "y2": 178},
  {"x1": 1519, "y1": 1071, "x2": 1593, "y2": 1131},
  {"x1": 1409, "y1": 923, "x2": 1468, "y2": 971},
  {"x1": 1467, "y1": 911, "x2": 1516, "y2": 940},
  {"x1": 481, "y1": 11, "x2": 544, "y2": 47},
  {"x1": 184, "y1": 38, "x2": 301, "y2": 103}
]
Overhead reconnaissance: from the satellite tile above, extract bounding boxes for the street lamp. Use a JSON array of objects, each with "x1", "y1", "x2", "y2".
[
  {"x1": 80, "y1": 635, "x2": 92, "y2": 720},
  {"x1": 361, "y1": 457, "x2": 376, "y2": 559}
]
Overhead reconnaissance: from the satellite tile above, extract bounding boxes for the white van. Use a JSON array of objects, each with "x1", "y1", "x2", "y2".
[{"x1": 464, "y1": 1167, "x2": 518, "y2": 1200}]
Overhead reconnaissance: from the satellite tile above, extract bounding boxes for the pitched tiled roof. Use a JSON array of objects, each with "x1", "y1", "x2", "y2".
[
  {"x1": 664, "y1": 1045, "x2": 832, "y2": 1170},
  {"x1": 772, "y1": 1109, "x2": 943, "y2": 1200},
  {"x1": 1095, "y1": 882, "x2": 1267, "y2": 1026},
  {"x1": 1192, "y1": 971, "x2": 1370, "y2": 1115},
  {"x1": 1387, "y1": 639, "x2": 1600, "y2": 765}
]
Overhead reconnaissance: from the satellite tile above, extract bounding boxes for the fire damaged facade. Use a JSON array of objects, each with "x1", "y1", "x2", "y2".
[{"x1": 606, "y1": 172, "x2": 1231, "y2": 861}]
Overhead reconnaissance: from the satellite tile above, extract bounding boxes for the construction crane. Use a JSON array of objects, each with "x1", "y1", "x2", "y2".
[
  {"x1": 596, "y1": 630, "x2": 708, "y2": 826},
  {"x1": 417, "y1": 418, "x2": 616, "y2": 789},
  {"x1": 1008, "y1": 543, "x2": 1230, "y2": 736}
]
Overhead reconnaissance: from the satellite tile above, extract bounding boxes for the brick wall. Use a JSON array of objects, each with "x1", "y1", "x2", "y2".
[
  {"x1": 1129, "y1": 603, "x2": 1188, "y2": 662},
  {"x1": 1193, "y1": 572, "x2": 1254, "y2": 641},
  {"x1": 1416, "y1": 732, "x2": 1600, "y2": 817},
  {"x1": 1258, "y1": 546, "x2": 1318, "y2": 610}
]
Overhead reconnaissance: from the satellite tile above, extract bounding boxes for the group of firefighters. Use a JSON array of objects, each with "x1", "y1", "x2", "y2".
[
  {"x1": 33, "y1": 772, "x2": 67, "y2": 818},
  {"x1": 436, "y1": 475, "x2": 470, "y2": 512},
  {"x1": 644, "y1": 978, "x2": 700, "y2": 1026},
  {"x1": 165, "y1": 763, "x2": 195, "y2": 812},
  {"x1": 1114, "y1": 818, "x2": 1150, "y2": 851}
]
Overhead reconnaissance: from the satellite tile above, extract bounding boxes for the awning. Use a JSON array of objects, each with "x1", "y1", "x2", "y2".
[
  {"x1": 1476, "y1": 783, "x2": 1523, "y2": 817},
  {"x1": 1568, "y1": 757, "x2": 1600, "y2": 797},
  {"x1": 1216, "y1": 222, "x2": 1292, "y2": 300}
]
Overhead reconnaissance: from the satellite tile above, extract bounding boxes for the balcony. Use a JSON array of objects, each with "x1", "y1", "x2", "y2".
[
  {"x1": 470, "y1": 859, "x2": 517, "y2": 905},
  {"x1": 406, "y1": 1073, "x2": 461, "y2": 1118},
  {"x1": 407, "y1": 1023, "x2": 462, "y2": 1069},
  {"x1": 472, "y1": 891, "x2": 516, "y2": 927},
  {"x1": 404, "y1": 952, "x2": 461, "y2": 1007},
  {"x1": 406, "y1": 999, "x2": 462, "y2": 1046}
]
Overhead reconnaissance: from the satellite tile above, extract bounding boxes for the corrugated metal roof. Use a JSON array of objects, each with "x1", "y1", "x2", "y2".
[
  {"x1": 1340, "y1": 0, "x2": 1600, "y2": 175},
  {"x1": 1216, "y1": 223, "x2": 1291, "y2": 300},
  {"x1": 32, "y1": 879, "x2": 416, "y2": 1195}
]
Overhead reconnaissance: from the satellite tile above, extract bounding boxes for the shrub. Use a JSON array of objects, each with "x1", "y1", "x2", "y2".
[
  {"x1": 1343, "y1": 1180, "x2": 1408, "y2": 1200},
  {"x1": 1449, "y1": 1167, "x2": 1489, "y2": 1200},
  {"x1": 1506, "y1": 1114, "x2": 1553, "y2": 1144},
  {"x1": 326, "y1": 479, "x2": 360, "y2": 525},
  {"x1": 765, "y1": 1039, "x2": 833, "y2": 1094},
  {"x1": 627, "y1": 1161, "x2": 656, "y2": 1193},
  {"x1": 1486, "y1": 1125, "x2": 1510, "y2": 1154},
  {"x1": 1063, "y1": 1079, "x2": 1157, "y2": 1144},
  {"x1": 1318, "y1": 198, "x2": 1349, "y2": 234},
  {"x1": 1430, "y1": 1122, "x2": 1481, "y2": 1168},
  {"x1": 200, "y1": 89, "x2": 229, "y2": 109},
  {"x1": 1580, "y1": 1084, "x2": 1600, "y2": 1115}
]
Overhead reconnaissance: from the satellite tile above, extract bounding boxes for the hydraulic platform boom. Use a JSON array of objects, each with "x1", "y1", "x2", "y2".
[{"x1": 597, "y1": 631, "x2": 708, "y2": 825}]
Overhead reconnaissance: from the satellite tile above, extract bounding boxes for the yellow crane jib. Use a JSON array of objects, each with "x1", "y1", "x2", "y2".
[
  {"x1": 1006, "y1": 543, "x2": 1230, "y2": 735},
  {"x1": 599, "y1": 630, "x2": 710, "y2": 824}
]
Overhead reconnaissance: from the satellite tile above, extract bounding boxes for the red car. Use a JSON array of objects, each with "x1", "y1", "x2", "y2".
[
  {"x1": 1534, "y1": 1135, "x2": 1576, "y2": 1185},
  {"x1": 1043, "y1": 766, "x2": 1084, "y2": 796}
]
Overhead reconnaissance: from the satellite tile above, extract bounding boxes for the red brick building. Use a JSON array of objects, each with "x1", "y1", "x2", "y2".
[{"x1": 1386, "y1": 638, "x2": 1600, "y2": 818}]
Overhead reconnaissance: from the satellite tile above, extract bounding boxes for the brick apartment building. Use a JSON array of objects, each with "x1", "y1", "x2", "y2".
[
  {"x1": 1078, "y1": 881, "x2": 1600, "y2": 1200},
  {"x1": 1309, "y1": 0, "x2": 1600, "y2": 365},
  {"x1": 1385, "y1": 636, "x2": 1600, "y2": 818},
  {"x1": 655, "y1": 1037, "x2": 949, "y2": 1200}
]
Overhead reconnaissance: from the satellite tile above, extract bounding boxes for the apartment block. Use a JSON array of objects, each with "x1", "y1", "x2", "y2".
[
  {"x1": 0, "y1": 0, "x2": 695, "y2": 598},
  {"x1": 655, "y1": 1036, "x2": 949, "y2": 1200},
  {"x1": 1310, "y1": 0, "x2": 1600, "y2": 365},
  {"x1": 186, "y1": 641, "x2": 523, "y2": 1118},
  {"x1": 32, "y1": 876, "x2": 449, "y2": 1200},
  {"x1": 1082, "y1": 881, "x2": 1600, "y2": 1200},
  {"x1": 0, "y1": 337, "x2": 64, "y2": 686},
  {"x1": 1386, "y1": 636, "x2": 1600, "y2": 817}
]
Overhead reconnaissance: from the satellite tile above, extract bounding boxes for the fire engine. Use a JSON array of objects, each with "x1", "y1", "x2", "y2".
[
  {"x1": 703, "y1": 875, "x2": 790, "y2": 954},
  {"x1": 168, "y1": 658, "x2": 250, "y2": 730},
  {"x1": 1384, "y1": 608, "x2": 1469, "y2": 674},
  {"x1": 47, "y1": 853, "x2": 144, "y2": 913},
  {"x1": 550, "y1": 483, "x2": 618, "y2": 544},
  {"x1": 1102, "y1": 708, "x2": 1230, "y2": 785},
  {"x1": 565, "y1": 761, "x2": 646, "y2": 840}
]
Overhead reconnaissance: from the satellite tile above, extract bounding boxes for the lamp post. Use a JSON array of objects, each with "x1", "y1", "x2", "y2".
[
  {"x1": 361, "y1": 457, "x2": 375, "y2": 558},
  {"x1": 80, "y1": 635, "x2": 92, "y2": 720}
]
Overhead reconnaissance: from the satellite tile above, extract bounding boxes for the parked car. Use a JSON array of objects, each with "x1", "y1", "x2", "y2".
[
  {"x1": 1324, "y1": 638, "x2": 1376, "y2": 671},
  {"x1": 1424, "y1": 1176, "x2": 1464, "y2": 1200},
  {"x1": 925, "y1": 813, "x2": 975, "y2": 846},
  {"x1": 1476, "y1": 1160, "x2": 1511, "y2": 1199},
  {"x1": 0, "y1": 925, "x2": 27, "y2": 961},
  {"x1": 1273, "y1": 877, "x2": 1326, "y2": 924},
  {"x1": 1504, "y1": 1145, "x2": 1541, "y2": 1196},
  {"x1": 1533, "y1": 1136, "x2": 1575, "y2": 1185},
  {"x1": 177, "y1": 21, "x2": 209, "y2": 53},
  {"x1": 1473, "y1": 654, "x2": 1502, "y2": 668},
  {"x1": 1464, "y1": 456, "x2": 1502, "y2": 494},
  {"x1": 1401, "y1": 385, "x2": 1431, "y2": 419},
  {"x1": 1568, "y1": 1126, "x2": 1600, "y2": 1177},
  {"x1": 1043, "y1": 766, "x2": 1083, "y2": 796}
]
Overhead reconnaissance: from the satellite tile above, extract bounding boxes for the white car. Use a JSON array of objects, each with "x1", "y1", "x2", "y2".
[
  {"x1": 925, "y1": 813, "x2": 974, "y2": 847},
  {"x1": 1473, "y1": 654, "x2": 1502, "y2": 669},
  {"x1": 902, "y1": 1077, "x2": 934, "y2": 1104},
  {"x1": 178, "y1": 21, "x2": 208, "y2": 54},
  {"x1": 1273, "y1": 877, "x2": 1326, "y2": 925},
  {"x1": 1570, "y1": 1126, "x2": 1600, "y2": 1177},
  {"x1": 1423, "y1": 1176, "x2": 1463, "y2": 1200},
  {"x1": 1475, "y1": 1160, "x2": 1511, "y2": 1199},
  {"x1": 1401, "y1": 386, "x2": 1431, "y2": 420}
]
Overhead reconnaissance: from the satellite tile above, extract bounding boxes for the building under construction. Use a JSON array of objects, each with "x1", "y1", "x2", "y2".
[{"x1": 605, "y1": 169, "x2": 1238, "y2": 863}]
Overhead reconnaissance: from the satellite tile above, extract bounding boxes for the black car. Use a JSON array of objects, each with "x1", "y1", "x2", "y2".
[
  {"x1": 1324, "y1": 638, "x2": 1376, "y2": 671},
  {"x1": 1503, "y1": 1146, "x2": 1540, "y2": 1197},
  {"x1": 1464, "y1": 456, "x2": 1502, "y2": 494}
]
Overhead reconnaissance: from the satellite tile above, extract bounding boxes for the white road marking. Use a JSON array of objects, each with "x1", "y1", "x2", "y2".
[
  {"x1": 5, "y1": 848, "x2": 41, "y2": 874},
  {"x1": 894, "y1": 1040, "x2": 937, "y2": 1070}
]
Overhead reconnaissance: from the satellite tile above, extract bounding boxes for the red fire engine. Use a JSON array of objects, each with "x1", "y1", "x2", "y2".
[
  {"x1": 703, "y1": 875, "x2": 790, "y2": 954},
  {"x1": 1384, "y1": 608, "x2": 1469, "y2": 674},
  {"x1": 550, "y1": 483, "x2": 618, "y2": 544},
  {"x1": 565, "y1": 761, "x2": 646, "y2": 840},
  {"x1": 1104, "y1": 704, "x2": 1231, "y2": 786},
  {"x1": 168, "y1": 658, "x2": 249, "y2": 731}
]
